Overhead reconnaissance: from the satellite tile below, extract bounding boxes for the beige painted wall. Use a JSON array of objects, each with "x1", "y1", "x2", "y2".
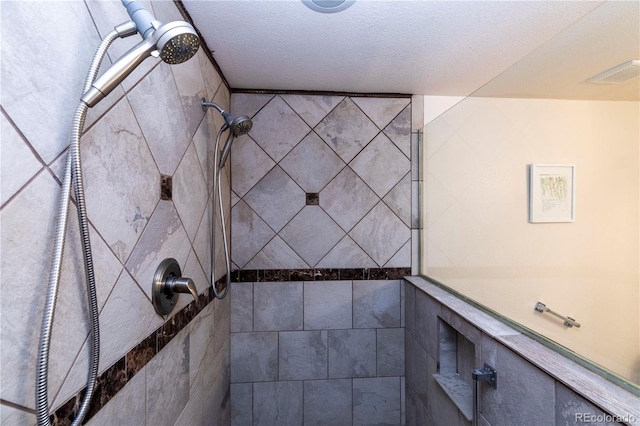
[{"x1": 421, "y1": 97, "x2": 639, "y2": 384}]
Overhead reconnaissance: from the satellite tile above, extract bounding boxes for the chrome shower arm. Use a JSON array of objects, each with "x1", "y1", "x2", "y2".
[{"x1": 201, "y1": 100, "x2": 226, "y2": 115}]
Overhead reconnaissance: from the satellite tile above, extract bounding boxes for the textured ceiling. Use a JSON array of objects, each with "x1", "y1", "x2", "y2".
[{"x1": 182, "y1": 0, "x2": 639, "y2": 100}]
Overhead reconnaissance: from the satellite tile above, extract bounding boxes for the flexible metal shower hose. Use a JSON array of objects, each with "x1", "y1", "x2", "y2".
[
  {"x1": 36, "y1": 29, "x2": 121, "y2": 426},
  {"x1": 211, "y1": 128, "x2": 232, "y2": 299}
]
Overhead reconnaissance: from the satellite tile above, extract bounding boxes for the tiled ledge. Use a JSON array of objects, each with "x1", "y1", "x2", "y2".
[{"x1": 405, "y1": 276, "x2": 640, "y2": 425}]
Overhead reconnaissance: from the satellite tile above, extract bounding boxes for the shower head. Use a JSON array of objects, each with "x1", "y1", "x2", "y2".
[
  {"x1": 201, "y1": 99, "x2": 253, "y2": 167},
  {"x1": 81, "y1": 1, "x2": 199, "y2": 107},
  {"x1": 201, "y1": 99, "x2": 253, "y2": 136}
]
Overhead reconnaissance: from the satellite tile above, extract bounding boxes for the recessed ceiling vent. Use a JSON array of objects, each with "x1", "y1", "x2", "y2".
[
  {"x1": 302, "y1": 0, "x2": 355, "y2": 13},
  {"x1": 587, "y1": 60, "x2": 640, "y2": 84}
]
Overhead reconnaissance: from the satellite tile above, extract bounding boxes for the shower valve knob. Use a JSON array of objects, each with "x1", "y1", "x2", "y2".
[{"x1": 152, "y1": 258, "x2": 198, "y2": 316}]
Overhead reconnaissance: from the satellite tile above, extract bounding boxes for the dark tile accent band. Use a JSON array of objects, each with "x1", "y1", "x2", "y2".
[
  {"x1": 50, "y1": 268, "x2": 410, "y2": 425},
  {"x1": 50, "y1": 279, "x2": 226, "y2": 426}
]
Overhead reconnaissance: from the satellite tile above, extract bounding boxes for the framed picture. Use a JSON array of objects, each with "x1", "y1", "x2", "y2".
[{"x1": 529, "y1": 164, "x2": 575, "y2": 223}]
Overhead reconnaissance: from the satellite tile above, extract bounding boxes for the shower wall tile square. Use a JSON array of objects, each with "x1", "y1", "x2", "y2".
[
  {"x1": 303, "y1": 379, "x2": 352, "y2": 426},
  {"x1": 278, "y1": 330, "x2": 328, "y2": 380},
  {"x1": 172, "y1": 143, "x2": 209, "y2": 242},
  {"x1": 231, "y1": 200, "x2": 275, "y2": 268},
  {"x1": 231, "y1": 383, "x2": 253, "y2": 426},
  {"x1": 168, "y1": 47, "x2": 207, "y2": 139},
  {"x1": 353, "y1": 280, "x2": 401, "y2": 328},
  {"x1": 230, "y1": 332, "x2": 278, "y2": 383},
  {"x1": 328, "y1": 329, "x2": 377, "y2": 378},
  {"x1": 85, "y1": 365, "x2": 146, "y2": 426},
  {"x1": 253, "y1": 381, "x2": 303, "y2": 426},
  {"x1": 377, "y1": 328, "x2": 406, "y2": 377},
  {"x1": 254, "y1": 281, "x2": 303, "y2": 331},
  {"x1": 304, "y1": 280, "x2": 353, "y2": 329},
  {"x1": 230, "y1": 93, "x2": 412, "y2": 270},
  {"x1": 414, "y1": 289, "x2": 441, "y2": 359},
  {"x1": 353, "y1": 377, "x2": 402, "y2": 426},
  {"x1": 231, "y1": 282, "x2": 254, "y2": 332}
]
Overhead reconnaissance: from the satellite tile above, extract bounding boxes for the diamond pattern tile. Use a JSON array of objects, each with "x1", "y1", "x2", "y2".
[
  {"x1": 243, "y1": 166, "x2": 305, "y2": 232},
  {"x1": 250, "y1": 96, "x2": 311, "y2": 162},
  {"x1": 246, "y1": 236, "x2": 309, "y2": 269},
  {"x1": 349, "y1": 202, "x2": 410, "y2": 266},
  {"x1": 281, "y1": 94, "x2": 344, "y2": 128},
  {"x1": 231, "y1": 135, "x2": 276, "y2": 197},
  {"x1": 231, "y1": 200, "x2": 275, "y2": 268},
  {"x1": 350, "y1": 133, "x2": 410, "y2": 198},
  {"x1": 280, "y1": 132, "x2": 345, "y2": 193},
  {"x1": 231, "y1": 93, "x2": 275, "y2": 118},
  {"x1": 319, "y1": 167, "x2": 379, "y2": 232},
  {"x1": 280, "y1": 206, "x2": 345, "y2": 267},
  {"x1": 316, "y1": 236, "x2": 377, "y2": 269},
  {"x1": 315, "y1": 98, "x2": 380, "y2": 163},
  {"x1": 383, "y1": 105, "x2": 411, "y2": 158},
  {"x1": 383, "y1": 172, "x2": 411, "y2": 227},
  {"x1": 352, "y1": 97, "x2": 409, "y2": 130}
]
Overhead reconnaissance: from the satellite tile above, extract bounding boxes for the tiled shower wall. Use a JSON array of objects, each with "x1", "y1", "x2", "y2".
[
  {"x1": 1, "y1": 1, "x2": 230, "y2": 424},
  {"x1": 229, "y1": 93, "x2": 417, "y2": 270},
  {"x1": 230, "y1": 280, "x2": 405, "y2": 426}
]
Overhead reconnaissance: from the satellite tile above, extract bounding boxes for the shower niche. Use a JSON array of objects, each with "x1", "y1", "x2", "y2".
[{"x1": 433, "y1": 317, "x2": 481, "y2": 422}]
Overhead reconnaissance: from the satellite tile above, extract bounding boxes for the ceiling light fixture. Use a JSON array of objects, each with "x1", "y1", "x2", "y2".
[
  {"x1": 587, "y1": 59, "x2": 640, "y2": 84},
  {"x1": 302, "y1": 0, "x2": 355, "y2": 13}
]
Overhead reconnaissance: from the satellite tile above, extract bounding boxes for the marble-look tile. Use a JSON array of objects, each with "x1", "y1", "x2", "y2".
[
  {"x1": 350, "y1": 132, "x2": 410, "y2": 198},
  {"x1": 231, "y1": 282, "x2": 253, "y2": 333},
  {"x1": 279, "y1": 131, "x2": 345, "y2": 192},
  {"x1": 555, "y1": 381, "x2": 618, "y2": 426},
  {"x1": 353, "y1": 377, "x2": 402, "y2": 426},
  {"x1": 85, "y1": 366, "x2": 146, "y2": 426},
  {"x1": 319, "y1": 167, "x2": 379, "y2": 232},
  {"x1": 279, "y1": 206, "x2": 345, "y2": 267},
  {"x1": 231, "y1": 93, "x2": 275, "y2": 118},
  {"x1": 384, "y1": 240, "x2": 411, "y2": 268},
  {"x1": 315, "y1": 98, "x2": 380, "y2": 163},
  {"x1": 198, "y1": 49, "x2": 224, "y2": 102},
  {"x1": 245, "y1": 236, "x2": 309, "y2": 270},
  {"x1": 81, "y1": 98, "x2": 159, "y2": 263},
  {"x1": 352, "y1": 97, "x2": 410, "y2": 130},
  {"x1": 230, "y1": 332, "x2": 278, "y2": 383},
  {"x1": 173, "y1": 142, "x2": 208, "y2": 241},
  {"x1": 384, "y1": 105, "x2": 412, "y2": 158},
  {"x1": 414, "y1": 290, "x2": 441, "y2": 360},
  {"x1": 125, "y1": 200, "x2": 191, "y2": 301},
  {"x1": 281, "y1": 94, "x2": 344, "y2": 128},
  {"x1": 304, "y1": 281, "x2": 353, "y2": 330},
  {"x1": 316, "y1": 236, "x2": 377, "y2": 269},
  {"x1": 404, "y1": 282, "x2": 416, "y2": 337},
  {"x1": 230, "y1": 135, "x2": 276, "y2": 198},
  {"x1": 146, "y1": 328, "x2": 190, "y2": 426},
  {"x1": 328, "y1": 329, "x2": 376, "y2": 378},
  {"x1": 250, "y1": 96, "x2": 311, "y2": 162},
  {"x1": 350, "y1": 202, "x2": 410, "y2": 267},
  {"x1": 253, "y1": 381, "x2": 303, "y2": 426},
  {"x1": 231, "y1": 383, "x2": 253, "y2": 426},
  {"x1": 405, "y1": 333, "x2": 428, "y2": 407},
  {"x1": 429, "y1": 374, "x2": 463, "y2": 426},
  {"x1": 353, "y1": 280, "x2": 401, "y2": 328},
  {"x1": 378, "y1": 328, "x2": 405, "y2": 377},
  {"x1": 279, "y1": 331, "x2": 328, "y2": 380},
  {"x1": 304, "y1": 379, "x2": 352, "y2": 426},
  {"x1": 1, "y1": 1, "x2": 103, "y2": 164},
  {"x1": 1, "y1": 113, "x2": 42, "y2": 205},
  {"x1": 243, "y1": 166, "x2": 305, "y2": 232},
  {"x1": 0, "y1": 405, "x2": 36, "y2": 426},
  {"x1": 187, "y1": 302, "x2": 215, "y2": 391},
  {"x1": 481, "y1": 343, "x2": 555, "y2": 426},
  {"x1": 1, "y1": 172, "x2": 121, "y2": 410},
  {"x1": 254, "y1": 282, "x2": 303, "y2": 331},
  {"x1": 231, "y1": 201, "x2": 275, "y2": 268},
  {"x1": 169, "y1": 44, "x2": 207, "y2": 139},
  {"x1": 384, "y1": 172, "x2": 412, "y2": 228},
  {"x1": 127, "y1": 63, "x2": 191, "y2": 176},
  {"x1": 192, "y1": 112, "x2": 216, "y2": 192}
]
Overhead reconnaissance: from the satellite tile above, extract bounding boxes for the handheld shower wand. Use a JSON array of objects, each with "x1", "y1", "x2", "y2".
[
  {"x1": 201, "y1": 99, "x2": 253, "y2": 299},
  {"x1": 82, "y1": 0, "x2": 200, "y2": 107},
  {"x1": 37, "y1": 3, "x2": 200, "y2": 425}
]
